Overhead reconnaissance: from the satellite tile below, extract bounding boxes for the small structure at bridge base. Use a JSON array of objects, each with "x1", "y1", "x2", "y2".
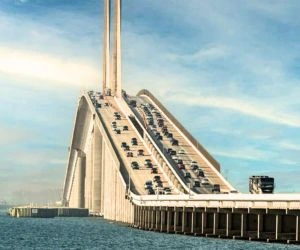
[{"x1": 9, "y1": 207, "x2": 89, "y2": 218}]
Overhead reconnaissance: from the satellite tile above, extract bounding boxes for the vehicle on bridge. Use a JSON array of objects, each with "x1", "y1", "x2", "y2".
[{"x1": 249, "y1": 176, "x2": 275, "y2": 194}]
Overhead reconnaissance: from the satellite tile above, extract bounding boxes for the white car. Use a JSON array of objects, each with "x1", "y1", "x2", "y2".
[
  {"x1": 178, "y1": 149, "x2": 185, "y2": 155},
  {"x1": 201, "y1": 178, "x2": 210, "y2": 185}
]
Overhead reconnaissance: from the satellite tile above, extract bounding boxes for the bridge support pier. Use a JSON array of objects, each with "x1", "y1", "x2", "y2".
[
  {"x1": 226, "y1": 212, "x2": 232, "y2": 237},
  {"x1": 174, "y1": 208, "x2": 179, "y2": 233},
  {"x1": 241, "y1": 213, "x2": 247, "y2": 237},
  {"x1": 155, "y1": 207, "x2": 161, "y2": 231},
  {"x1": 150, "y1": 207, "x2": 155, "y2": 230},
  {"x1": 275, "y1": 214, "x2": 282, "y2": 240},
  {"x1": 161, "y1": 208, "x2": 166, "y2": 232},
  {"x1": 257, "y1": 213, "x2": 263, "y2": 239},
  {"x1": 201, "y1": 212, "x2": 207, "y2": 235},
  {"x1": 213, "y1": 212, "x2": 219, "y2": 235},
  {"x1": 182, "y1": 207, "x2": 187, "y2": 233},
  {"x1": 296, "y1": 215, "x2": 300, "y2": 241},
  {"x1": 191, "y1": 208, "x2": 196, "y2": 234},
  {"x1": 166, "y1": 208, "x2": 171, "y2": 233}
]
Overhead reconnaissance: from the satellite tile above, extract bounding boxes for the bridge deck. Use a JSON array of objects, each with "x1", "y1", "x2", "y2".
[
  {"x1": 94, "y1": 95, "x2": 175, "y2": 195},
  {"x1": 131, "y1": 94, "x2": 232, "y2": 193}
]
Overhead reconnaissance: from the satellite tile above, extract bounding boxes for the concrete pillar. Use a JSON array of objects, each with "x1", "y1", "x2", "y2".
[
  {"x1": 201, "y1": 212, "x2": 207, "y2": 234},
  {"x1": 92, "y1": 129, "x2": 102, "y2": 213},
  {"x1": 151, "y1": 209, "x2": 155, "y2": 230},
  {"x1": 182, "y1": 207, "x2": 186, "y2": 233},
  {"x1": 241, "y1": 213, "x2": 247, "y2": 237},
  {"x1": 191, "y1": 208, "x2": 196, "y2": 234},
  {"x1": 76, "y1": 155, "x2": 86, "y2": 208},
  {"x1": 226, "y1": 213, "x2": 232, "y2": 237},
  {"x1": 102, "y1": 0, "x2": 110, "y2": 93},
  {"x1": 213, "y1": 213, "x2": 219, "y2": 235},
  {"x1": 139, "y1": 206, "x2": 143, "y2": 228},
  {"x1": 161, "y1": 209, "x2": 165, "y2": 232},
  {"x1": 275, "y1": 214, "x2": 282, "y2": 240},
  {"x1": 296, "y1": 215, "x2": 299, "y2": 241},
  {"x1": 174, "y1": 208, "x2": 178, "y2": 232},
  {"x1": 257, "y1": 214, "x2": 263, "y2": 239},
  {"x1": 155, "y1": 208, "x2": 160, "y2": 231},
  {"x1": 166, "y1": 209, "x2": 171, "y2": 233}
]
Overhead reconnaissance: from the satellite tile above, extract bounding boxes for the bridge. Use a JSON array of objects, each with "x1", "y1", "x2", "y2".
[{"x1": 62, "y1": 0, "x2": 300, "y2": 244}]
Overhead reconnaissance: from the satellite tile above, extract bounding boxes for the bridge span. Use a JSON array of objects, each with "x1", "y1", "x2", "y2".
[{"x1": 62, "y1": 90, "x2": 300, "y2": 244}]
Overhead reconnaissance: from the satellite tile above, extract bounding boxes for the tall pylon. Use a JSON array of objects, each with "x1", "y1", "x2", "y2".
[
  {"x1": 102, "y1": 0, "x2": 122, "y2": 98},
  {"x1": 102, "y1": 0, "x2": 110, "y2": 95}
]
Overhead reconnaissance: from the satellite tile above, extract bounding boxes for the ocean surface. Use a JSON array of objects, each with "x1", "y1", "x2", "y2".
[{"x1": 0, "y1": 206, "x2": 299, "y2": 250}]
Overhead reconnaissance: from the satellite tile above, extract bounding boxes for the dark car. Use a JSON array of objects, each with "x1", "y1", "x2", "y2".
[
  {"x1": 166, "y1": 133, "x2": 173, "y2": 139},
  {"x1": 126, "y1": 151, "x2": 133, "y2": 157},
  {"x1": 114, "y1": 129, "x2": 121, "y2": 134},
  {"x1": 170, "y1": 150, "x2": 176, "y2": 156},
  {"x1": 137, "y1": 149, "x2": 144, "y2": 156},
  {"x1": 131, "y1": 161, "x2": 139, "y2": 169},
  {"x1": 191, "y1": 164, "x2": 198, "y2": 171},
  {"x1": 123, "y1": 125, "x2": 129, "y2": 131},
  {"x1": 147, "y1": 188, "x2": 155, "y2": 195},
  {"x1": 124, "y1": 145, "x2": 130, "y2": 151},
  {"x1": 212, "y1": 184, "x2": 221, "y2": 193},
  {"x1": 153, "y1": 175, "x2": 161, "y2": 182},
  {"x1": 145, "y1": 162, "x2": 152, "y2": 168},
  {"x1": 171, "y1": 139, "x2": 178, "y2": 146},
  {"x1": 131, "y1": 138, "x2": 138, "y2": 146},
  {"x1": 121, "y1": 142, "x2": 127, "y2": 148},
  {"x1": 151, "y1": 168, "x2": 158, "y2": 174}
]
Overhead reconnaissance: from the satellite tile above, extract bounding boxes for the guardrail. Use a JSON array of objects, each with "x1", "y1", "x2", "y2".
[{"x1": 129, "y1": 192, "x2": 300, "y2": 209}]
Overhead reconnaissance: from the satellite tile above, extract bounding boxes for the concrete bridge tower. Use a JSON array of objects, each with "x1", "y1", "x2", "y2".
[{"x1": 103, "y1": 0, "x2": 122, "y2": 98}]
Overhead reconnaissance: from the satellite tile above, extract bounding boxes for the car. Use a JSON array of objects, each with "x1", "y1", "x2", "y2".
[
  {"x1": 196, "y1": 169, "x2": 205, "y2": 178},
  {"x1": 115, "y1": 115, "x2": 121, "y2": 120},
  {"x1": 156, "y1": 135, "x2": 162, "y2": 140},
  {"x1": 153, "y1": 175, "x2": 161, "y2": 182},
  {"x1": 147, "y1": 188, "x2": 155, "y2": 195},
  {"x1": 178, "y1": 149, "x2": 185, "y2": 155},
  {"x1": 163, "y1": 130, "x2": 169, "y2": 136},
  {"x1": 170, "y1": 150, "x2": 176, "y2": 156},
  {"x1": 137, "y1": 149, "x2": 144, "y2": 156},
  {"x1": 171, "y1": 139, "x2": 178, "y2": 146},
  {"x1": 104, "y1": 102, "x2": 109, "y2": 107},
  {"x1": 129, "y1": 100, "x2": 136, "y2": 107},
  {"x1": 114, "y1": 129, "x2": 121, "y2": 134},
  {"x1": 144, "y1": 180, "x2": 153, "y2": 189},
  {"x1": 201, "y1": 178, "x2": 210, "y2": 185},
  {"x1": 113, "y1": 112, "x2": 119, "y2": 117},
  {"x1": 126, "y1": 151, "x2": 133, "y2": 157},
  {"x1": 191, "y1": 161, "x2": 197, "y2": 165},
  {"x1": 171, "y1": 155, "x2": 178, "y2": 162},
  {"x1": 212, "y1": 184, "x2": 221, "y2": 193},
  {"x1": 163, "y1": 187, "x2": 172, "y2": 195},
  {"x1": 131, "y1": 138, "x2": 138, "y2": 146},
  {"x1": 145, "y1": 162, "x2": 152, "y2": 168},
  {"x1": 193, "y1": 180, "x2": 201, "y2": 187},
  {"x1": 166, "y1": 133, "x2": 173, "y2": 138},
  {"x1": 124, "y1": 145, "x2": 130, "y2": 151},
  {"x1": 182, "y1": 170, "x2": 191, "y2": 178},
  {"x1": 167, "y1": 148, "x2": 173, "y2": 154},
  {"x1": 112, "y1": 124, "x2": 117, "y2": 129},
  {"x1": 230, "y1": 190, "x2": 238, "y2": 194},
  {"x1": 151, "y1": 168, "x2": 158, "y2": 174},
  {"x1": 123, "y1": 125, "x2": 128, "y2": 131},
  {"x1": 191, "y1": 164, "x2": 198, "y2": 171},
  {"x1": 154, "y1": 182, "x2": 163, "y2": 188},
  {"x1": 131, "y1": 161, "x2": 139, "y2": 169},
  {"x1": 178, "y1": 163, "x2": 185, "y2": 170},
  {"x1": 177, "y1": 159, "x2": 183, "y2": 164},
  {"x1": 121, "y1": 142, "x2": 127, "y2": 148}
]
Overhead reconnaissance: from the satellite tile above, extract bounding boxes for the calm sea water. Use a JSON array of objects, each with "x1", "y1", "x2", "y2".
[{"x1": 0, "y1": 207, "x2": 299, "y2": 250}]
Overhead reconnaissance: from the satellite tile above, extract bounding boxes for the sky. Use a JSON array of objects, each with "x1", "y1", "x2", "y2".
[{"x1": 1, "y1": 0, "x2": 300, "y2": 204}]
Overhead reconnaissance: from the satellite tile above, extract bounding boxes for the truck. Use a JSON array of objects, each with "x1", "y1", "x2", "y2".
[{"x1": 249, "y1": 176, "x2": 275, "y2": 194}]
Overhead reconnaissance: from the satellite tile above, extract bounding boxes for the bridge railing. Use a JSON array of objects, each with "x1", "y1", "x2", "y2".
[{"x1": 129, "y1": 192, "x2": 300, "y2": 210}]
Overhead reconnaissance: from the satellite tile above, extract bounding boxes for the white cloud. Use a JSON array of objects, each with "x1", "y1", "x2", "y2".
[
  {"x1": 166, "y1": 93, "x2": 300, "y2": 127},
  {"x1": 0, "y1": 47, "x2": 99, "y2": 87},
  {"x1": 213, "y1": 147, "x2": 269, "y2": 161},
  {"x1": 278, "y1": 141, "x2": 300, "y2": 151}
]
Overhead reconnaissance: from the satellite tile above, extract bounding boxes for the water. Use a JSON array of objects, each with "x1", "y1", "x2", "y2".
[{"x1": 0, "y1": 207, "x2": 299, "y2": 250}]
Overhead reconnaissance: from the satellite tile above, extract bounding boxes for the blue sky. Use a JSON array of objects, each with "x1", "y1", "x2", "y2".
[{"x1": 1, "y1": 0, "x2": 300, "y2": 203}]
